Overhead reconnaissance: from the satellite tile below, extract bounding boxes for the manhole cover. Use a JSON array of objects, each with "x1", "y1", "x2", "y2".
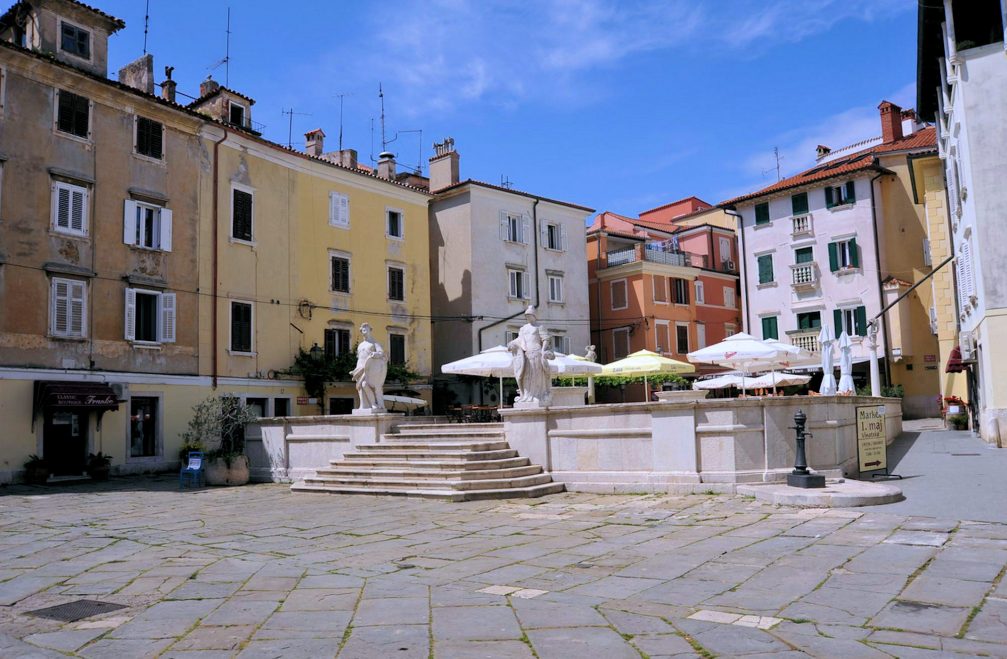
[{"x1": 25, "y1": 599, "x2": 126, "y2": 622}]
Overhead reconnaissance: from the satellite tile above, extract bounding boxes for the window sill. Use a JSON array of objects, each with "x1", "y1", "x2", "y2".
[
  {"x1": 229, "y1": 237, "x2": 256, "y2": 247},
  {"x1": 544, "y1": 247, "x2": 565, "y2": 253},
  {"x1": 228, "y1": 349, "x2": 256, "y2": 357},
  {"x1": 753, "y1": 223, "x2": 772, "y2": 230},
  {"x1": 503, "y1": 240, "x2": 528, "y2": 246},
  {"x1": 49, "y1": 334, "x2": 87, "y2": 342},
  {"x1": 386, "y1": 234, "x2": 404, "y2": 241},
  {"x1": 130, "y1": 342, "x2": 162, "y2": 350},
  {"x1": 826, "y1": 203, "x2": 855, "y2": 212},
  {"x1": 132, "y1": 152, "x2": 166, "y2": 166},
  {"x1": 756, "y1": 281, "x2": 778, "y2": 289},
  {"x1": 547, "y1": 300, "x2": 565, "y2": 306},
  {"x1": 388, "y1": 298, "x2": 406, "y2": 303},
  {"x1": 54, "y1": 129, "x2": 92, "y2": 145},
  {"x1": 127, "y1": 244, "x2": 167, "y2": 253},
  {"x1": 330, "y1": 289, "x2": 351, "y2": 296},
  {"x1": 50, "y1": 229, "x2": 90, "y2": 241},
  {"x1": 834, "y1": 267, "x2": 861, "y2": 276},
  {"x1": 329, "y1": 222, "x2": 351, "y2": 230}
]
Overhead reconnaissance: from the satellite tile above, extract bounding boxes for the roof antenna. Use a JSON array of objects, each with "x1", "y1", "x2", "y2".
[
  {"x1": 208, "y1": 8, "x2": 231, "y2": 85},
  {"x1": 379, "y1": 83, "x2": 387, "y2": 152},
  {"x1": 142, "y1": 0, "x2": 150, "y2": 55},
  {"x1": 762, "y1": 146, "x2": 784, "y2": 182},
  {"x1": 281, "y1": 108, "x2": 311, "y2": 149},
  {"x1": 335, "y1": 92, "x2": 351, "y2": 152},
  {"x1": 500, "y1": 175, "x2": 514, "y2": 189}
]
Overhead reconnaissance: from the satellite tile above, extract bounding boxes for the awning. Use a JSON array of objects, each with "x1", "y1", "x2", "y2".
[
  {"x1": 946, "y1": 346, "x2": 966, "y2": 373},
  {"x1": 32, "y1": 381, "x2": 120, "y2": 430}
]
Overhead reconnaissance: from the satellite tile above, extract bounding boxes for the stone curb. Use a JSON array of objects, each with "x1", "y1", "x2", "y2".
[{"x1": 737, "y1": 479, "x2": 903, "y2": 507}]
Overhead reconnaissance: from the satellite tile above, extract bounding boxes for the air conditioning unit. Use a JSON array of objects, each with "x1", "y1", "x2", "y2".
[
  {"x1": 960, "y1": 331, "x2": 975, "y2": 360},
  {"x1": 110, "y1": 382, "x2": 129, "y2": 401},
  {"x1": 723, "y1": 259, "x2": 736, "y2": 272}
]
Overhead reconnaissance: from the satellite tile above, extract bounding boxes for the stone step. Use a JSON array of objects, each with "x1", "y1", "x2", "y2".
[
  {"x1": 359, "y1": 441, "x2": 510, "y2": 452},
  {"x1": 331, "y1": 456, "x2": 532, "y2": 470},
  {"x1": 290, "y1": 481, "x2": 565, "y2": 502},
  {"x1": 315, "y1": 465, "x2": 543, "y2": 481},
  {"x1": 341, "y1": 448, "x2": 518, "y2": 461},
  {"x1": 385, "y1": 431, "x2": 507, "y2": 442},
  {"x1": 303, "y1": 473, "x2": 554, "y2": 491},
  {"x1": 398, "y1": 423, "x2": 504, "y2": 433}
]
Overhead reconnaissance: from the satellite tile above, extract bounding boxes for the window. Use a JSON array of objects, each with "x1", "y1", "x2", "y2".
[
  {"x1": 791, "y1": 192, "x2": 809, "y2": 216},
  {"x1": 501, "y1": 212, "x2": 527, "y2": 243},
  {"x1": 123, "y1": 200, "x2": 172, "y2": 251},
  {"x1": 653, "y1": 276, "x2": 668, "y2": 303},
  {"x1": 509, "y1": 269, "x2": 528, "y2": 300},
  {"x1": 757, "y1": 254, "x2": 774, "y2": 284},
  {"x1": 795, "y1": 246, "x2": 814, "y2": 264},
  {"x1": 655, "y1": 322, "x2": 671, "y2": 355},
  {"x1": 755, "y1": 202, "x2": 770, "y2": 225},
  {"x1": 273, "y1": 398, "x2": 291, "y2": 417},
  {"x1": 613, "y1": 327, "x2": 631, "y2": 359},
  {"x1": 694, "y1": 280, "x2": 705, "y2": 304},
  {"x1": 552, "y1": 334, "x2": 570, "y2": 355},
  {"x1": 56, "y1": 90, "x2": 89, "y2": 138},
  {"x1": 52, "y1": 181, "x2": 88, "y2": 236},
  {"x1": 610, "y1": 279, "x2": 627, "y2": 310},
  {"x1": 389, "y1": 332, "x2": 406, "y2": 365},
  {"x1": 828, "y1": 238, "x2": 859, "y2": 271},
  {"x1": 723, "y1": 286, "x2": 736, "y2": 308},
  {"x1": 796, "y1": 311, "x2": 821, "y2": 330},
  {"x1": 718, "y1": 236, "x2": 731, "y2": 262},
  {"x1": 386, "y1": 209, "x2": 403, "y2": 238},
  {"x1": 228, "y1": 101, "x2": 246, "y2": 127},
  {"x1": 696, "y1": 323, "x2": 706, "y2": 349},
  {"x1": 329, "y1": 191, "x2": 349, "y2": 228},
  {"x1": 676, "y1": 325, "x2": 689, "y2": 354},
  {"x1": 125, "y1": 288, "x2": 176, "y2": 343},
  {"x1": 50, "y1": 278, "x2": 86, "y2": 338},
  {"x1": 834, "y1": 306, "x2": 867, "y2": 337},
  {"x1": 135, "y1": 117, "x2": 164, "y2": 159},
  {"x1": 129, "y1": 397, "x2": 158, "y2": 458},
  {"x1": 725, "y1": 323, "x2": 736, "y2": 337},
  {"x1": 545, "y1": 222, "x2": 565, "y2": 251},
  {"x1": 825, "y1": 181, "x2": 856, "y2": 208},
  {"x1": 232, "y1": 187, "x2": 253, "y2": 242},
  {"x1": 505, "y1": 329, "x2": 519, "y2": 345},
  {"x1": 324, "y1": 327, "x2": 350, "y2": 360},
  {"x1": 330, "y1": 255, "x2": 350, "y2": 293},
  {"x1": 672, "y1": 278, "x2": 690, "y2": 305},
  {"x1": 957, "y1": 239, "x2": 976, "y2": 305},
  {"x1": 60, "y1": 21, "x2": 90, "y2": 58},
  {"x1": 388, "y1": 266, "x2": 405, "y2": 301},
  {"x1": 548, "y1": 274, "x2": 564, "y2": 303},
  {"x1": 246, "y1": 397, "x2": 268, "y2": 417},
  {"x1": 230, "y1": 301, "x2": 253, "y2": 353},
  {"x1": 761, "y1": 316, "x2": 779, "y2": 340}
]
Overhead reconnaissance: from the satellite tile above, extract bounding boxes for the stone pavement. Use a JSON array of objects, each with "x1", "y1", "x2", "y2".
[{"x1": 2, "y1": 472, "x2": 1007, "y2": 657}]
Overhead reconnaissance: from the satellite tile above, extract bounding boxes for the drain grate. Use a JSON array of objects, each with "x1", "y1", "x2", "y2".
[
  {"x1": 951, "y1": 453, "x2": 981, "y2": 456},
  {"x1": 25, "y1": 599, "x2": 126, "y2": 622}
]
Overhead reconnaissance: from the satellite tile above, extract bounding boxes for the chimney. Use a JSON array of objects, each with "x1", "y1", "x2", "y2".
[
  {"x1": 901, "y1": 108, "x2": 919, "y2": 137},
  {"x1": 118, "y1": 53, "x2": 154, "y2": 95},
  {"x1": 878, "y1": 100, "x2": 903, "y2": 143},
  {"x1": 200, "y1": 76, "x2": 220, "y2": 99},
  {"x1": 337, "y1": 149, "x2": 358, "y2": 169},
  {"x1": 377, "y1": 151, "x2": 396, "y2": 179},
  {"x1": 304, "y1": 128, "x2": 325, "y2": 157},
  {"x1": 816, "y1": 144, "x2": 831, "y2": 160},
  {"x1": 429, "y1": 137, "x2": 460, "y2": 191},
  {"x1": 161, "y1": 79, "x2": 176, "y2": 103}
]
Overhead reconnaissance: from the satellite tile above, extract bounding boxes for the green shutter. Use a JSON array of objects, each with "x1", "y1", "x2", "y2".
[
  {"x1": 848, "y1": 237, "x2": 859, "y2": 268},
  {"x1": 855, "y1": 306, "x2": 867, "y2": 336},
  {"x1": 762, "y1": 316, "x2": 778, "y2": 340},
  {"x1": 758, "y1": 255, "x2": 773, "y2": 284},
  {"x1": 834, "y1": 309, "x2": 843, "y2": 337},
  {"x1": 828, "y1": 242, "x2": 839, "y2": 272},
  {"x1": 824, "y1": 186, "x2": 834, "y2": 208},
  {"x1": 755, "y1": 203, "x2": 769, "y2": 225},
  {"x1": 795, "y1": 247, "x2": 813, "y2": 264},
  {"x1": 792, "y1": 192, "x2": 808, "y2": 215},
  {"x1": 845, "y1": 180, "x2": 856, "y2": 203}
]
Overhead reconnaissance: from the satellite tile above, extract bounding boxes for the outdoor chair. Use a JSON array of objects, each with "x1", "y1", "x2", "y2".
[{"x1": 179, "y1": 450, "x2": 205, "y2": 488}]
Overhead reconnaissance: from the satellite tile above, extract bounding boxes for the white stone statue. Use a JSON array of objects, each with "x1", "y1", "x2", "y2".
[
  {"x1": 507, "y1": 306, "x2": 554, "y2": 406},
  {"x1": 585, "y1": 345, "x2": 597, "y2": 362},
  {"x1": 351, "y1": 323, "x2": 387, "y2": 412}
]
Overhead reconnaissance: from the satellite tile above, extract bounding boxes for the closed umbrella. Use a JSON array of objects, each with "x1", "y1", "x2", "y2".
[
  {"x1": 441, "y1": 345, "x2": 515, "y2": 408},
  {"x1": 687, "y1": 332, "x2": 782, "y2": 392},
  {"x1": 602, "y1": 350, "x2": 696, "y2": 401},
  {"x1": 818, "y1": 326, "x2": 837, "y2": 395},
  {"x1": 837, "y1": 331, "x2": 855, "y2": 394}
]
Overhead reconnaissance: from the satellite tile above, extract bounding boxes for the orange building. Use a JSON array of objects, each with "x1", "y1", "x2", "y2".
[{"x1": 586, "y1": 199, "x2": 741, "y2": 375}]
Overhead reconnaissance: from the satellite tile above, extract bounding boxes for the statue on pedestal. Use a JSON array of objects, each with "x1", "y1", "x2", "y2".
[
  {"x1": 585, "y1": 345, "x2": 597, "y2": 362},
  {"x1": 507, "y1": 306, "x2": 554, "y2": 406},
  {"x1": 351, "y1": 323, "x2": 387, "y2": 412}
]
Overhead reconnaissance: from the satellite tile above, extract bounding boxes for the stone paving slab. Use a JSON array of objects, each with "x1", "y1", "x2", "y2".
[{"x1": 2, "y1": 474, "x2": 1007, "y2": 657}]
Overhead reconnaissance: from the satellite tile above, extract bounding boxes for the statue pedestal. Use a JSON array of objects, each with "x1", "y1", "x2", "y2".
[
  {"x1": 514, "y1": 400, "x2": 549, "y2": 410},
  {"x1": 352, "y1": 408, "x2": 395, "y2": 416}
]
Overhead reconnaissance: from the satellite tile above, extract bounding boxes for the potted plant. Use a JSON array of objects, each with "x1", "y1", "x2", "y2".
[
  {"x1": 86, "y1": 452, "x2": 112, "y2": 481},
  {"x1": 948, "y1": 413, "x2": 970, "y2": 430},
  {"x1": 181, "y1": 395, "x2": 257, "y2": 486},
  {"x1": 23, "y1": 455, "x2": 49, "y2": 485}
]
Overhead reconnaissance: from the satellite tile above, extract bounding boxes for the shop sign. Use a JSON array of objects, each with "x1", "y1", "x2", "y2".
[
  {"x1": 51, "y1": 391, "x2": 117, "y2": 408},
  {"x1": 924, "y1": 354, "x2": 937, "y2": 363},
  {"x1": 856, "y1": 405, "x2": 887, "y2": 473}
]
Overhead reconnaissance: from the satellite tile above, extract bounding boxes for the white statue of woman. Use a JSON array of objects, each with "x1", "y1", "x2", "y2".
[
  {"x1": 507, "y1": 306, "x2": 554, "y2": 406},
  {"x1": 351, "y1": 323, "x2": 387, "y2": 412}
]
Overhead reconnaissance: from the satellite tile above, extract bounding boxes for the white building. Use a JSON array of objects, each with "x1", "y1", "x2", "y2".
[
  {"x1": 918, "y1": 0, "x2": 1007, "y2": 441},
  {"x1": 428, "y1": 140, "x2": 593, "y2": 408}
]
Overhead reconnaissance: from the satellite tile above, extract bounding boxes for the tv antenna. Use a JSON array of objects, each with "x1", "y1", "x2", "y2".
[
  {"x1": 142, "y1": 0, "x2": 150, "y2": 54},
  {"x1": 281, "y1": 108, "x2": 311, "y2": 149},
  {"x1": 208, "y1": 7, "x2": 231, "y2": 86},
  {"x1": 334, "y1": 92, "x2": 351, "y2": 152},
  {"x1": 500, "y1": 175, "x2": 514, "y2": 189},
  {"x1": 762, "y1": 146, "x2": 784, "y2": 182}
]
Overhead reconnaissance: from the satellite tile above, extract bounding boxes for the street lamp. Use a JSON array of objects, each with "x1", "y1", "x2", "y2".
[{"x1": 309, "y1": 342, "x2": 323, "y2": 362}]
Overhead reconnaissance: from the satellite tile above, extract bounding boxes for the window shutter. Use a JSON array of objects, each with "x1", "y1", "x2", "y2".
[
  {"x1": 962, "y1": 241, "x2": 974, "y2": 297},
  {"x1": 758, "y1": 255, "x2": 773, "y2": 283},
  {"x1": 828, "y1": 242, "x2": 839, "y2": 272},
  {"x1": 792, "y1": 193, "x2": 808, "y2": 215},
  {"x1": 540, "y1": 222, "x2": 549, "y2": 245},
  {"x1": 339, "y1": 194, "x2": 349, "y2": 226},
  {"x1": 854, "y1": 306, "x2": 867, "y2": 336},
  {"x1": 833, "y1": 309, "x2": 843, "y2": 337},
  {"x1": 522, "y1": 216, "x2": 530, "y2": 244},
  {"x1": 68, "y1": 281, "x2": 84, "y2": 336},
  {"x1": 159, "y1": 293, "x2": 176, "y2": 343},
  {"x1": 825, "y1": 186, "x2": 834, "y2": 208},
  {"x1": 151, "y1": 122, "x2": 163, "y2": 159},
  {"x1": 559, "y1": 224, "x2": 567, "y2": 251},
  {"x1": 56, "y1": 185, "x2": 71, "y2": 229},
  {"x1": 124, "y1": 288, "x2": 136, "y2": 341},
  {"x1": 683, "y1": 279, "x2": 690, "y2": 305},
  {"x1": 53, "y1": 280, "x2": 69, "y2": 334},
  {"x1": 845, "y1": 180, "x2": 856, "y2": 203},
  {"x1": 71, "y1": 188, "x2": 85, "y2": 233},
  {"x1": 499, "y1": 215, "x2": 508, "y2": 241},
  {"x1": 159, "y1": 208, "x2": 173, "y2": 251},
  {"x1": 848, "y1": 237, "x2": 859, "y2": 268},
  {"x1": 123, "y1": 199, "x2": 137, "y2": 244}
]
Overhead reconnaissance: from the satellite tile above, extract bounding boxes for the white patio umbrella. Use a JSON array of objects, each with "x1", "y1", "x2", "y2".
[
  {"x1": 602, "y1": 350, "x2": 696, "y2": 401},
  {"x1": 549, "y1": 352, "x2": 604, "y2": 375},
  {"x1": 837, "y1": 331, "x2": 855, "y2": 394},
  {"x1": 383, "y1": 395, "x2": 427, "y2": 412},
  {"x1": 441, "y1": 345, "x2": 515, "y2": 408},
  {"x1": 692, "y1": 374, "x2": 745, "y2": 390},
  {"x1": 757, "y1": 339, "x2": 816, "y2": 394},
  {"x1": 818, "y1": 325, "x2": 838, "y2": 395},
  {"x1": 687, "y1": 332, "x2": 782, "y2": 392},
  {"x1": 742, "y1": 372, "x2": 812, "y2": 390}
]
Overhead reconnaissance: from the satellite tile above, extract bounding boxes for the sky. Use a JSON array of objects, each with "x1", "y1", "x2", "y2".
[{"x1": 94, "y1": 0, "x2": 918, "y2": 218}]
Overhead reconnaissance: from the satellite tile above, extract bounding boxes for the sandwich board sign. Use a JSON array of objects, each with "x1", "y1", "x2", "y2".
[{"x1": 856, "y1": 405, "x2": 887, "y2": 473}]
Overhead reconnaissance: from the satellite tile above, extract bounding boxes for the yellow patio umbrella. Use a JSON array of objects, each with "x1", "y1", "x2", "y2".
[{"x1": 602, "y1": 350, "x2": 696, "y2": 401}]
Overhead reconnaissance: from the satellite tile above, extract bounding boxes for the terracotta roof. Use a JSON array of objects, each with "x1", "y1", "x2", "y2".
[
  {"x1": 434, "y1": 179, "x2": 594, "y2": 212},
  {"x1": 721, "y1": 127, "x2": 937, "y2": 207},
  {"x1": 638, "y1": 195, "x2": 713, "y2": 215},
  {"x1": 882, "y1": 275, "x2": 914, "y2": 288},
  {"x1": 62, "y1": 0, "x2": 124, "y2": 29}
]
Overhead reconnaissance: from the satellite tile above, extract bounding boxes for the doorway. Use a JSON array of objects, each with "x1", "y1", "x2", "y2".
[{"x1": 43, "y1": 410, "x2": 87, "y2": 476}]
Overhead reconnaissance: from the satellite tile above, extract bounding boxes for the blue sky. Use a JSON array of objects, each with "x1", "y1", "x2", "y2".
[{"x1": 96, "y1": 0, "x2": 917, "y2": 217}]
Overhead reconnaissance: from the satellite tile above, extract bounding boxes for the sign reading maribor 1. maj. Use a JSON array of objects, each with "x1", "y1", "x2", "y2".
[{"x1": 856, "y1": 405, "x2": 887, "y2": 473}]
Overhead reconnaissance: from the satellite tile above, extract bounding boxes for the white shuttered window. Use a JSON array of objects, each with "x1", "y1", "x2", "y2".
[
  {"x1": 123, "y1": 200, "x2": 172, "y2": 250},
  {"x1": 52, "y1": 181, "x2": 88, "y2": 236},
  {"x1": 329, "y1": 191, "x2": 349, "y2": 227},
  {"x1": 124, "y1": 288, "x2": 176, "y2": 343},
  {"x1": 51, "y1": 278, "x2": 86, "y2": 338}
]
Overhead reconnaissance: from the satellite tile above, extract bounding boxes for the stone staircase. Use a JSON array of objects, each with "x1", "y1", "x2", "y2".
[{"x1": 291, "y1": 423, "x2": 564, "y2": 501}]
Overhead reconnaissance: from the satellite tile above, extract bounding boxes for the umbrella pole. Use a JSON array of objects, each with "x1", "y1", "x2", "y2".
[
  {"x1": 644, "y1": 374, "x2": 649, "y2": 402},
  {"x1": 772, "y1": 368, "x2": 777, "y2": 396},
  {"x1": 499, "y1": 376, "x2": 504, "y2": 410}
]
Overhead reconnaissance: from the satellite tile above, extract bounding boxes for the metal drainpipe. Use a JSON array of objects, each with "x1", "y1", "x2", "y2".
[
  {"x1": 211, "y1": 127, "x2": 229, "y2": 389},
  {"x1": 869, "y1": 171, "x2": 893, "y2": 385},
  {"x1": 724, "y1": 209, "x2": 748, "y2": 332}
]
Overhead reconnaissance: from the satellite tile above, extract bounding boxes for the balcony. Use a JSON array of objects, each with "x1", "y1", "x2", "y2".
[
  {"x1": 790, "y1": 263, "x2": 819, "y2": 289},
  {"x1": 791, "y1": 214, "x2": 813, "y2": 236},
  {"x1": 789, "y1": 329, "x2": 820, "y2": 353},
  {"x1": 606, "y1": 247, "x2": 696, "y2": 268}
]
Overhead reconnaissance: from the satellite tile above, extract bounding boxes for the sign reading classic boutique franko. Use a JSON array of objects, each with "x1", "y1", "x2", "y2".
[{"x1": 856, "y1": 405, "x2": 887, "y2": 473}]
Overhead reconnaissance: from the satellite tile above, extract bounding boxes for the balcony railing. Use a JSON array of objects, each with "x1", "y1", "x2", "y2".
[
  {"x1": 792, "y1": 214, "x2": 813, "y2": 236},
  {"x1": 606, "y1": 247, "x2": 694, "y2": 268},
  {"x1": 790, "y1": 262, "x2": 819, "y2": 288},
  {"x1": 789, "y1": 329, "x2": 820, "y2": 353}
]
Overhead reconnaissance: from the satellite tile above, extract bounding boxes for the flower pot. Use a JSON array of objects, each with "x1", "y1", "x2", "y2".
[
  {"x1": 87, "y1": 466, "x2": 110, "y2": 481},
  {"x1": 205, "y1": 455, "x2": 249, "y2": 486},
  {"x1": 24, "y1": 466, "x2": 50, "y2": 485}
]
